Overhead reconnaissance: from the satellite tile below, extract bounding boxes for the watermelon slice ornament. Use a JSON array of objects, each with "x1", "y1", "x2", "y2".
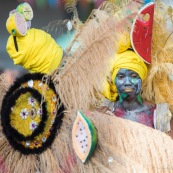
[
  {"x1": 72, "y1": 111, "x2": 97, "y2": 163},
  {"x1": 130, "y1": 2, "x2": 155, "y2": 64}
]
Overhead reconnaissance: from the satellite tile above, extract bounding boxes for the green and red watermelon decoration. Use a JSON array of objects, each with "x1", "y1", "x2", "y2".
[
  {"x1": 130, "y1": 2, "x2": 155, "y2": 64},
  {"x1": 72, "y1": 111, "x2": 97, "y2": 163}
]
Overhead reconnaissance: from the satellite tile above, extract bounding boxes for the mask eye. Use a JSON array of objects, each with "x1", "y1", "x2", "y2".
[
  {"x1": 117, "y1": 74, "x2": 124, "y2": 79},
  {"x1": 131, "y1": 74, "x2": 138, "y2": 79}
]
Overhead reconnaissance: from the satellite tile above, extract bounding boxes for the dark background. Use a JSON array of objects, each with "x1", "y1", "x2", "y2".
[{"x1": 0, "y1": 0, "x2": 101, "y2": 72}]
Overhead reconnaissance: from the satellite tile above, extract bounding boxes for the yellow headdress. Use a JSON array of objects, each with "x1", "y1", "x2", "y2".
[
  {"x1": 102, "y1": 50, "x2": 148, "y2": 101},
  {"x1": 6, "y1": 28, "x2": 63, "y2": 74}
]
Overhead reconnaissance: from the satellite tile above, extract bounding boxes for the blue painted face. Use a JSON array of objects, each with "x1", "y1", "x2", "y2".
[{"x1": 115, "y1": 68, "x2": 142, "y2": 99}]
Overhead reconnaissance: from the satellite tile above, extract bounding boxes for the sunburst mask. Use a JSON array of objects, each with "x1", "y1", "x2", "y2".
[{"x1": 1, "y1": 73, "x2": 64, "y2": 154}]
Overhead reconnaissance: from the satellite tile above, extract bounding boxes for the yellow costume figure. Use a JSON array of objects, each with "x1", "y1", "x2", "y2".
[
  {"x1": 6, "y1": 28, "x2": 63, "y2": 74},
  {"x1": 102, "y1": 50, "x2": 148, "y2": 101}
]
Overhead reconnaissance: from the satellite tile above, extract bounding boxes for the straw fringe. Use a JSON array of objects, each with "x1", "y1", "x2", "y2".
[
  {"x1": 142, "y1": 0, "x2": 173, "y2": 111},
  {"x1": 39, "y1": 149, "x2": 60, "y2": 173},
  {"x1": 52, "y1": 9, "x2": 137, "y2": 110},
  {"x1": 1, "y1": 111, "x2": 173, "y2": 172},
  {"x1": 99, "y1": 0, "x2": 143, "y2": 18},
  {"x1": 0, "y1": 74, "x2": 10, "y2": 112},
  {"x1": 0, "y1": 137, "x2": 38, "y2": 173}
]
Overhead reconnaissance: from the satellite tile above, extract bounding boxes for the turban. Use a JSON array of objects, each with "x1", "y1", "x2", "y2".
[
  {"x1": 102, "y1": 50, "x2": 148, "y2": 101},
  {"x1": 6, "y1": 28, "x2": 63, "y2": 74}
]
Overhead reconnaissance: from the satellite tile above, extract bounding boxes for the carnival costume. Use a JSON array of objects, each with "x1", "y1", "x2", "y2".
[{"x1": 0, "y1": 1, "x2": 173, "y2": 173}]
